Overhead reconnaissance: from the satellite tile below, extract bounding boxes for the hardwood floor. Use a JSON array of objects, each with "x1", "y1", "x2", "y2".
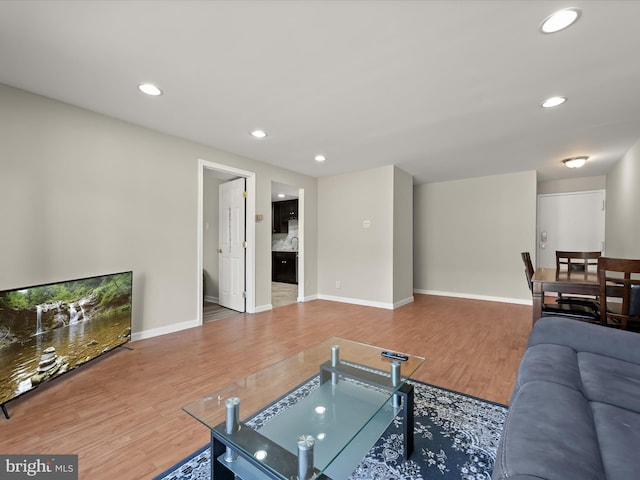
[{"x1": 0, "y1": 294, "x2": 532, "y2": 480}]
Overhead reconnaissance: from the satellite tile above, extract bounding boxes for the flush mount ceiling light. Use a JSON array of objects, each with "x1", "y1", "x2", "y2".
[
  {"x1": 540, "y1": 8, "x2": 581, "y2": 34},
  {"x1": 137, "y1": 83, "x2": 162, "y2": 96},
  {"x1": 250, "y1": 129, "x2": 267, "y2": 138},
  {"x1": 541, "y1": 96, "x2": 567, "y2": 108},
  {"x1": 277, "y1": 193, "x2": 285, "y2": 198},
  {"x1": 314, "y1": 154, "x2": 326, "y2": 162},
  {"x1": 562, "y1": 156, "x2": 588, "y2": 168}
]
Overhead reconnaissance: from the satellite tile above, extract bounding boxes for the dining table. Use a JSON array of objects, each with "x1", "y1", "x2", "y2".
[{"x1": 531, "y1": 267, "x2": 600, "y2": 325}]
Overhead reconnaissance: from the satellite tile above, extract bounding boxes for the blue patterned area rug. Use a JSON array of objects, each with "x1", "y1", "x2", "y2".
[{"x1": 155, "y1": 378, "x2": 507, "y2": 480}]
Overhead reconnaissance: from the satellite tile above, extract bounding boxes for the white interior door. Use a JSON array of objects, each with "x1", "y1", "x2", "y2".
[
  {"x1": 219, "y1": 177, "x2": 246, "y2": 312},
  {"x1": 537, "y1": 190, "x2": 606, "y2": 269}
]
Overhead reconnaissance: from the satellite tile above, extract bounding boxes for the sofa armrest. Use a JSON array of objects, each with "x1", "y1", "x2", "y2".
[{"x1": 529, "y1": 317, "x2": 640, "y2": 365}]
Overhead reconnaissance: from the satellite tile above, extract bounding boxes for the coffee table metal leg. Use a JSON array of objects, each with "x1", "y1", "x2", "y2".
[
  {"x1": 391, "y1": 361, "x2": 402, "y2": 408},
  {"x1": 389, "y1": 361, "x2": 414, "y2": 460},
  {"x1": 297, "y1": 434, "x2": 315, "y2": 480},
  {"x1": 331, "y1": 345, "x2": 339, "y2": 385},
  {"x1": 224, "y1": 397, "x2": 240, "y2": 462}
]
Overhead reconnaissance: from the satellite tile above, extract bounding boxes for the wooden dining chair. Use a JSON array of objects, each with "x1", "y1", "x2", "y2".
[
  {"x1": 521, "y1": 252, "x2": 599, "y2": 322},
  {"x1": 554, "y1": 250, "x2": 601, "y2": 311},
  {"x1": 556, "y1": 251, "x2": 601, "y2": 279},
  {"x1": 598, "y1": 257, "x2": 640, "y2": 331}
]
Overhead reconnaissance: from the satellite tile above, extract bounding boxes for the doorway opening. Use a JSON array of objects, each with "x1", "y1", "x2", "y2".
[
  {"x1": 197, "y1": 159, "x2": 256, "y2": 325},
  {"x1": 271, "y1": 181, "x2": 304, "y2": 308}
]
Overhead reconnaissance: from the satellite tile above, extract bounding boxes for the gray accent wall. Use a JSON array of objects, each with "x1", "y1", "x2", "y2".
[
  {"x1": 605, "y1": 137, "x2": 640, "y2": 258},
  {"x1": 413, "y1": 171, "x2": 537, "y2": 302}
]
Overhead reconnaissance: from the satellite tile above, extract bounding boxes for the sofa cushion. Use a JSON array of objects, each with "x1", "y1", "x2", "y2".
[
  {"x1": 494, "y1": 380, "x2": 605, "y2": 480},
  {"x1": 591, "y1": 402, "x2": 640, "y2": 480},
  {"x1": 579, "y1": 352, "x2": 640, "y2": 414},
  {"x1": 514, "y1": 343, "x2": 582, "y2": 396}
]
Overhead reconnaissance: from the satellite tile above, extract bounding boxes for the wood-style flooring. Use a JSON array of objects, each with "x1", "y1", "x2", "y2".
[
  {"x1": 202, "y1": 301, "x2": 242, "y2": 323},
  {"x1": 0, "y1": 294, "x2": 532, "y2": 480},
  {"x1": 271, "y1": 281, "x2": 298, "y2": 308}
]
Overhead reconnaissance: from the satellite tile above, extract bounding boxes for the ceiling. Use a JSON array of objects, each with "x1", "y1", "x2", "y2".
[{"x1": 2, "y1": 1, "x2": 640, "y2": 185}]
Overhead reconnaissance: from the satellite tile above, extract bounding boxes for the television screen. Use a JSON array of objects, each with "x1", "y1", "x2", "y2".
[{"x1": 0, "y1": 271, "x2": 132, "y2": 407}]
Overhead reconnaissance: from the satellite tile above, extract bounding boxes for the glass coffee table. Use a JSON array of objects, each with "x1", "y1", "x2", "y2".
[{"x1": 183, "y1": 337, "x2": 425, "y2": 480}]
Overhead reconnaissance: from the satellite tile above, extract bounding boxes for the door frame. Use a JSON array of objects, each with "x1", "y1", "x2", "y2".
[
  {"x1": 296, "y1": 187, "x2": 305, "y2": 302},
  {"x1": 197, "y1": 159, "x2": 256, "y2": 324},
  {"x1": 270, "y1": 181, "x2": 305, "y2": 306}
]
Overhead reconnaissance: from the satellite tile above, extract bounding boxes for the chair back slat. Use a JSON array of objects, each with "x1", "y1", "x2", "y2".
[
  {"x1": 556, "y1": 251, "x2": 601, "y2": 280},
  {"x1": 597, "y1": 257, "x2": 640, "y2": 329}
]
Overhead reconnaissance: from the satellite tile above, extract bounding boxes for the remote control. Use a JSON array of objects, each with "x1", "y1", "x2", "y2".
[{"x1": 381, "y1": 351, "x2": 409, "y2": 361}]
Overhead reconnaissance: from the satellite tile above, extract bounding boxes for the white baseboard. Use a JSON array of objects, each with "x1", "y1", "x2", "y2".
[
  {"x1": 131, "y1": 318, "x2": 200, "y2": 342},
  {"x1": 257, "y1": 294, "x2": 320, "y2": 312},
  {"x1": 394, "y1": 296, "x2": 415, "y2": 308},
  {"x1": 414, "y1": 289, "x2": 532, "y2": 306},
  {"x1": 317, "y1": 294, "x2": 391, "y2": 309},
  {"x1": 204, "y1": 295, "x2": 219, "y2": 303}
]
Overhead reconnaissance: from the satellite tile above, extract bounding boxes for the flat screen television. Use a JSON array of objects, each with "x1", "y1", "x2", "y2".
[{"x1": 0, "y1": 271, "x2": 132, "y2": 412}]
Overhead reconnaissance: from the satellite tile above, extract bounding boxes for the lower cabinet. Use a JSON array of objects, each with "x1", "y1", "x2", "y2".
[{"x1": 272, "y1": 252, "x2": 297, "y2": 284}]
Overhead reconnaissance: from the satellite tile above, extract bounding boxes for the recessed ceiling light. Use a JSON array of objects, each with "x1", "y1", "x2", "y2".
[
  {"x1": 314, "y1": 154, "x2": 326, "y2": 162},
  {"x1": 277, "y1": 193, "x2": 285, "y2": 198},
  {"x1": 250, "y1": 129, "x2": 267, "y2": 138},
  {"x1": 562, "y1": 156, "x2": 588, "y2": 168},
  {"x1": 541, "y1": 96, "x2": 567, "y2": 108},
  {"x1": 137, "y1": 83, "x2": 162, "y2": 96},
  {"x1": 540, "y1": 8, "x2": 581, "y2": 34}
]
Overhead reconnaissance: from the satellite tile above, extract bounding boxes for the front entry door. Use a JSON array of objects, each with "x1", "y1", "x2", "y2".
[
  {"x1": 537, "y1": 190, "x2": 605, "y2": 269},
  {"x1": 219, "y1": 177, "x2": 246, "y2": 312}
]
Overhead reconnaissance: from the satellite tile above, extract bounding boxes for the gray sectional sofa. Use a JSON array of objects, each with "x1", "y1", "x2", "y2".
[{"x1": 492, "y1": 317, "x2": 640, "y2": 480}]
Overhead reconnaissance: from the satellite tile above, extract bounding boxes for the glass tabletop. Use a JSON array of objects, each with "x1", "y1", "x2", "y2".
[{"x1": 182, "y1": 337, "x2": 425, "y2": 479}]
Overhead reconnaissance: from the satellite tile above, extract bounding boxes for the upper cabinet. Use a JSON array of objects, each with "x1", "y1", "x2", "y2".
[{"x1": 272, "y1": 200, "x2": 298, "y2": 233}]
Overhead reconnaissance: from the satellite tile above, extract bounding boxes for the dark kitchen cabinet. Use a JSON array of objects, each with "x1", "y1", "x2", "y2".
[
  {"x1": 272, "y1": 252, "x2": 297, "y2": 284},
  {"x1": 272, "y1": 200, "x2": 298, "y2": 233}
]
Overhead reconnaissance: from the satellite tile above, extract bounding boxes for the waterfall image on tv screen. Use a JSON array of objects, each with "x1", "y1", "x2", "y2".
[{"x1": 0, "y1": 271, "x2": 132, "y2": 407}]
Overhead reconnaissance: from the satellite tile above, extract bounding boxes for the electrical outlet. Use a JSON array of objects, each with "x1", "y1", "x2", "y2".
[{"x1": 335, "y1": 280, "x2": 341, "y2": 289}]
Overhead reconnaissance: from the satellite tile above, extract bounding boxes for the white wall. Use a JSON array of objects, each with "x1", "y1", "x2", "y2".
[
  {"x1": 537, "y1": 175, "x2": 606, "y2": 195},
  {"x1": 413, "y1": 171, "x2": 537, "y2": 302},
  {"x1": 318, "y1": 165, "x2": 412, "y2": 308},
  {"x1": 0, "y1": 84, "x2": 318, "y2": 337},
  {"x1": 605, "y1": 137, "x2": 640, "y2": 258}
]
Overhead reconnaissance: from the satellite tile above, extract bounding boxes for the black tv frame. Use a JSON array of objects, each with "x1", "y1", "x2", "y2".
[{"x1": 0, "y1": 271, "x2": 133, "y2": 419}]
